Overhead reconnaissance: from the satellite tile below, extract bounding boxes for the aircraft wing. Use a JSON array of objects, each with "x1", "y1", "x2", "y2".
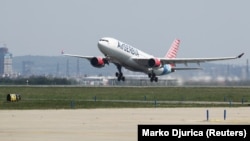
[
  {"x1": 159, "y1": 53, "x2": 244, "y2": 65},
  {"x1": 62, "y1": 52, "x2": 94, "y2": 61},
  {"x1": 132, "y1": 53, "x2": 244, "y2": 66}
]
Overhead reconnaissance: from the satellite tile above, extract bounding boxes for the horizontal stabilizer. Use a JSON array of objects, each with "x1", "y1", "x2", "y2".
[{"x1": 172, "y1": 67, "x2": 203, "y2": 71}]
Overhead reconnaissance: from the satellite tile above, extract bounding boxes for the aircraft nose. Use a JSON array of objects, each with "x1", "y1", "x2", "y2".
[
  {"x1": 97, "y1": 41, "x2": 103, "y2": 47},
  {"x1": 97, "y1": 41, "x2": 105, "y2": 49},
  {"x1": 98, "y1": 39, "x2": 109, "y2": 53},
  {"x1": 98, "y1": 38, "x2": 109, "y2": 49}
]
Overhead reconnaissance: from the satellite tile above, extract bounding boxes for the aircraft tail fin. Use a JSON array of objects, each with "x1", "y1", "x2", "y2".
[
  {"x1": 165, "y1": 39, "x2": 180, "y2": 59},
  {"x1": 165, "y1": 39, "x2": 180, "y2": 67}
]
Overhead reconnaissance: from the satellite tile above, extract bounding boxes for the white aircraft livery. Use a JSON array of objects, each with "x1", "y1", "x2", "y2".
[{"x1": 62, "y1": 37, "x2": 244, "y2": 82}]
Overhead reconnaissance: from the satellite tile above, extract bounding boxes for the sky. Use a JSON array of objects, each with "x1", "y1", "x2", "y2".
[{"x1": 0, "y1": 0, "x2": 249, "y2": 65}]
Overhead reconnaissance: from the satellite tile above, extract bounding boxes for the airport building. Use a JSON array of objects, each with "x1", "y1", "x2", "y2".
[{"x1": 0, "y1": 46, "x2": 13, "y2": 77}]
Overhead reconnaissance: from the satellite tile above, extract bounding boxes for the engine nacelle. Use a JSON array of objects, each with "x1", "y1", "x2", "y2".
[
  {"x1": 148, "y1": 58, "x2": 161, "y2": 67},
  {"x1": 90, "y1": 57, "x2": 105, "y2": 68}
]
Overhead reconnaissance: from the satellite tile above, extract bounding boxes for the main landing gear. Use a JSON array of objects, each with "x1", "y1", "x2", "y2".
[
  {"x1": 116, "y1": 72, "x2": 125, "y2": 81},
  {"x1": 116, "y1": 65, "x2": 125, "y2": 81},
  {"x1": 148, "y1": 72, "x2": 158, "y2": 82}
]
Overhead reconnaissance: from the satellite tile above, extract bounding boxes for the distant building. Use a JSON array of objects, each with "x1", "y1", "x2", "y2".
[
  {"x1": 0, "y1": 47, "x2": 13, "y2": 77},
  {"x1": 22, "y1": 61, "x2": 34, "y2": 76}
]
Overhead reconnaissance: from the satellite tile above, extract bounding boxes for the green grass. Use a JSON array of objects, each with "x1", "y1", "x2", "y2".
[{"x1": 0, "y1": 86, "x2": 249, "y2": 109}]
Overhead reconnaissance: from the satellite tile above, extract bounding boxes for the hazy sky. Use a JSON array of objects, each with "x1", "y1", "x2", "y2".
[{"x1": 0, "y1": 0, "x2": 249, "y2": 65}]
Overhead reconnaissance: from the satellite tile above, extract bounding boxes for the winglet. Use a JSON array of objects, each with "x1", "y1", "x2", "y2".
[
  {"x1": 237, "y1": 53, "x2": 244, "y2": 58},
  {"x1": 61, "y1": 50, "x2": 64, "y2": 55}
]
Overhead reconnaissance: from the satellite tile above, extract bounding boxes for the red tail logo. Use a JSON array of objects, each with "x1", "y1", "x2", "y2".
[
  {"x1": 165, "y1": 39, "x2": 180, "y2": 67},
  {"x1": 165, "y1": 39, "x2": 180, "y2": 59}
]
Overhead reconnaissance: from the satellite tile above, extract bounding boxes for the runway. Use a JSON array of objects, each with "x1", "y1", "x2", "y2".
[{"x1": 0, "y1": 108, "x2": 250, "y2": 141}]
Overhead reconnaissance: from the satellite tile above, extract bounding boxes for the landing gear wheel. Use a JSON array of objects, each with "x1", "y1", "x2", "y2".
[
  {"x1": 149, "y1": 72, "x2": 157, "y2": 82},
  {"x1": 117, "y1": 74, "x2": 125, "y2": 81},
  {"x1": 154, "y1": 77, "x2": 158, "y2": 82},
  {"x1": 115, "y1": 72, "x2": 119, "y2": 77},
  {"x1": 150, "y1": 77, "x2": 154, "y2": 82},
  {"x1": 121, "y1": 76, "x2": 125, "y2": 81}
]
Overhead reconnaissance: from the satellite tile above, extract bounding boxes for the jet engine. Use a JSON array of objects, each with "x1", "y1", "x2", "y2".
[
  {"x1": 90, "y1": 57, "x2": 105, "y2": 68},
  {"x1": 148, "y1": 58, "x2": 161, "y2": 67}
]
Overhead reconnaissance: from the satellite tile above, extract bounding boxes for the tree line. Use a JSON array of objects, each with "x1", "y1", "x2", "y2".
[{"x1": 0, "y1": 76, "x2": 76, "y2": 85}]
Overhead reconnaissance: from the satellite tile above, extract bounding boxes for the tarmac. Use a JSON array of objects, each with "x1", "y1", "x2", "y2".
[{"x1": 0, "y1": 107, "x2": 250, "y2": 141}]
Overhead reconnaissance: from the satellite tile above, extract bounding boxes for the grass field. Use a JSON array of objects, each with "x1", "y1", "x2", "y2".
[{"x1": 0, "y1": 86, "x2": 249, "y2": 109}]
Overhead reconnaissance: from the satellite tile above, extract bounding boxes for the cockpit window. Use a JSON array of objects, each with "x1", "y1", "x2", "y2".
[{"x1": 99, "y1": 39, "x2": 109, "y2": 42}]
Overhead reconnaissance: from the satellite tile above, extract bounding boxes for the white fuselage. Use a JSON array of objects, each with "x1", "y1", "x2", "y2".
[
  {"x1": 97, "y1": 37, "x2": 171, "y2": 76},
  {"x1": 98, "y1": 37, "x2": 153, "y2": 73}
]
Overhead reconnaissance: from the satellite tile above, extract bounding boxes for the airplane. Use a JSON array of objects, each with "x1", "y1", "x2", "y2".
[{"x1": 62, "y1": 37, "x2": 244, "y2": 82}]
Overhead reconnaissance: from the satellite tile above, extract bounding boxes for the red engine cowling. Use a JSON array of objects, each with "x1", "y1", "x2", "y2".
[
  {"x1": 148, "y1": 58, "x2": 161, "y2": 67},
  {"x1": 90, "y1": 57, "x2": 105, "y2": 68}
]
